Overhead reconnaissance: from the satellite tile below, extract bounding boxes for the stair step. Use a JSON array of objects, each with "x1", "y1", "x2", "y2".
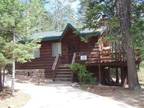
[
  {"x1": 54, "y1": 64, "x2": 73, "y2": 82},
  {"x1": 56, "y1": 74, "x2": 72, "y2": 77},
  {"x1": 56, "y1": 70, "x2": 72, "y2": 73},
  {"x1": 55, "y1": 77, "x2": 72, "y2": 81},
  {"x1": 56, "y1": 71, "x2": 72, "y2": 74},
  {"x1": 59, "y1": 64, "x2": 69, "y2": 66},
  {"x1": 58, "y1": 64, "x2": 69, "y2": 68},
  {"x1": 56, "y1": 68, "x2": 70, "y2": 71},
  {"x1": 56, "y1": 75, "x2": 72, "y2": 78}
]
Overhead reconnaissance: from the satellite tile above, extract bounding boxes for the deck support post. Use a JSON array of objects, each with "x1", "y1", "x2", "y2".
[
  {"x1": 121, "y1": 67, "x2": 124, "y2": 86},
  {"x1": 116, "y1": 67, "x2": 119, "y2": 84},
  {"x1": 121, "y1": 66, "x2": 127, "y2": 87},
  {"x1": 124, "y1": 67, "x2": 128, "y2": 86},
  {"x1": 98, "y1": 64, "x2": 101, "y2": 85},
  {"x1": 98, "y1": 49, "x2": 102, "y2": 85},
  {"x1": 108, "y1": 67, "x2": 111, "y2": 84}
]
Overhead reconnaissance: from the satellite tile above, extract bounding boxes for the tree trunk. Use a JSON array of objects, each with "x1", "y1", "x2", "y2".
[
  {"x1": 2, "y1": 68, "x2": 5, "y2": 87},
  {"x1": 11, "y1": 29, "x2": 16, "y2": 95},
  {"x1": 116, "y1": 68, "x2": 119, "y2": 84},
  {"x1": 0, "y1": 68, "x2": 3, "y2": 91},
  {"x1": 117, "y1": 0, "x2": 140, "y2": 89}
]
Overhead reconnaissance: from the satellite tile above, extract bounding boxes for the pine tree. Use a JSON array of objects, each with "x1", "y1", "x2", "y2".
[
  {"x1": 79, "y1": 0, "x2": 143, "y2": 89},
  {"x1": 116, "y1": 0, "x2": 140, "y2": 89},
  {"x1": 0, "y1": 0, "x2": 50, "y2": 93}
]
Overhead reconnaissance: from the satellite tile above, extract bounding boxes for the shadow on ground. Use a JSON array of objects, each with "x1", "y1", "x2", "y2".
[
  {"x1": 15, "y1": 75, "x2": 53, "y2": 86},
  {"x1": 10, "y1": 74, "x2": 144, "y2": 108},
  {"x1": 81, "y1": 85, "x2": 144, "y2": 108}
]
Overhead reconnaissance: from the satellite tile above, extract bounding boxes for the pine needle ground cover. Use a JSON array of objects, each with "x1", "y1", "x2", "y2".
[
  {"x1": 0, "y1": 89, "x2": 30, "y2": 108},
  {"x1": 80, "y1": 67, "x2": 144, "y2": 108}
]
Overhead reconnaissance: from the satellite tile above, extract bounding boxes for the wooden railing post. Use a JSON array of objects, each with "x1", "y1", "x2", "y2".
[
  {"x1": 71, "y1": 52, "x2": 76, "y2": 82},
  {"x1": 71, "y1": 52, "x2": 76, "y2": 64},
  {"x1": 98, "y1": 50, "x2": 101, "y2": 84},
  {"x1": 52, "y1": 54, "x2": 60, "y2": 81}
]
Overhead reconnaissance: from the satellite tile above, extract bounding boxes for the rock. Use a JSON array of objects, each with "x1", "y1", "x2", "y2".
[{"x1": 71, "y1": 82, "x2": 80, "y2": 87}]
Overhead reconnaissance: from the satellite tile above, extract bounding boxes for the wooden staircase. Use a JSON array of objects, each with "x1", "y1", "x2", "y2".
[
  {"x1": 52, "y1": 53, "x2": 76, "y2": 82},
  {"x1": 54, "y1": 64, "x2": 73, "y2": 82}
]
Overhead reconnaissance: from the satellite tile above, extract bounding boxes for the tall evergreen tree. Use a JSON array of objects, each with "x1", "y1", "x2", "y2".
[
  {"x1": 79, "y1": 0, "x2": 143, "y2": 89},
  {"x1": 116, "y1": 0, "x2": 140, "y2": 89},
  {"x1": 0, "y1": 0, "x2": 51, "y2": 93}
]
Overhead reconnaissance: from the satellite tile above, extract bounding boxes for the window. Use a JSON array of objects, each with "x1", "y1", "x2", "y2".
[
  {"x1": 52, "y1": 42, "x2": 62, "y2": 57},
  {"x1": 33, "y1": 48, "x2": 40, "y2": 58}
]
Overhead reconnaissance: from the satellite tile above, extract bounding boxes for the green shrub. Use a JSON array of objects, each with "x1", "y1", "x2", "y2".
[{"x1": 69, "y1": 63, "x2": 96, "y2": 84}]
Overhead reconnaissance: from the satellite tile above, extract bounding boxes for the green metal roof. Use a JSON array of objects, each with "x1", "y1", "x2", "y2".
[
  {"x1": 42, "y1": 36, "x2": 62, "y2": 41},
  {"x1": 31, "y1": 23, "x2": 105, "y2": 42}
]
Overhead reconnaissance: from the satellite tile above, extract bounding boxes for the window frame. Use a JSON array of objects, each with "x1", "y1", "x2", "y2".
[{"x1": 52, "y1": 42, "x2": 62, "y2": 57}]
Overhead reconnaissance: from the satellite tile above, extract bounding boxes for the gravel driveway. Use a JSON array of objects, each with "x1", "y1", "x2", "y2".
[{"x1": 9, "y1": 81, "x2": 136, "y2": 108}]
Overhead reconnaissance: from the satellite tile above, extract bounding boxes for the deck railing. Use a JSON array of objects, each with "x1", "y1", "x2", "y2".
[
  {"x1": 75, "y1": 49, "x2": 140, "y2": 64},
  {"x1": 52, "y1": 55, "x2": 60, "y2": 70}
]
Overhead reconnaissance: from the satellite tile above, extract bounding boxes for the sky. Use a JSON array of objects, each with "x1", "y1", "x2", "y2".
[
  {"x1": 44, "y1": 0, "x2": 81, "y2": 26},
  {"x1": 44, "y1": 0, "x2": 80, "y2": 16},
  {"x1": 22, "y1": 0, "x2": 80, "y2": 20},
  {"x1": 61, "y1": 0, "x2": 80, "y2": 13}
]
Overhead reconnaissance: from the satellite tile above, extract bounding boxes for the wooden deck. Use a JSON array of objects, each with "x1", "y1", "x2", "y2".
[{"x1": 75, "y1": 48, "x2": 141, "y2": 66}]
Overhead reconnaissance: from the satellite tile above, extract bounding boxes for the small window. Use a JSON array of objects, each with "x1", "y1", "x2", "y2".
[
  {"x1": 52, "y1": 42, "x2": 62, "y2": 57},
  {"x1": 33, "y1": 48, "x2": 40, "y2": 58}
]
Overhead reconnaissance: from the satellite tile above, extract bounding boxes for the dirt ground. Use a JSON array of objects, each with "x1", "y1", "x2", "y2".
[
  {"x1": 0, "y1": 88, "x2": 30, "y2": 108},
  {"x1": 0, "y1": 87, "x2": 12, "y2": 101},
  {"x1": 9, "y1": 82, "x2": 136, "y2": 108},
  {"x1": 81, "y1": 85, "x2": 144, "y2": 108},
  {"x1": 0, "y1": 65, "x2": 144, "y2": 108},
  {"x1": 81, "y1": 66, "x2": 144, "y2": 108},
  {"x1": 15, "y1": 72, "x2": 144, "y2": 108}
]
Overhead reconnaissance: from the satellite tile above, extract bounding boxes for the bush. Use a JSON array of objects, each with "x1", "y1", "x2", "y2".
[{"x1": 69, "y1": 63, "x2": 96, "y2": 84}]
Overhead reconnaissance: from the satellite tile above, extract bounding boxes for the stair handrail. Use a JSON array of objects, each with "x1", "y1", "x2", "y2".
[
  {"x1": 71, "y1": 52, "x2": 76, "y2": 64},
  {"x1": 52, "y1": 54, "x2": 60, "y2": 70}
]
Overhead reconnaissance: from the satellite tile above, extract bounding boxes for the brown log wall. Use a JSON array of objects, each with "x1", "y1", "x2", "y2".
[
  {"x1": 16, "y1": 29, "x2": 140, "y2": 79},
  {"x1": 16, "y1": 41, "x2": 55, "y2": 78}
]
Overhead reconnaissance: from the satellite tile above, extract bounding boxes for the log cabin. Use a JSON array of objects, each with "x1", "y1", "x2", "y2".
[{"x1": 16, "y1": 23, "x2": 141, "y2": 85}]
